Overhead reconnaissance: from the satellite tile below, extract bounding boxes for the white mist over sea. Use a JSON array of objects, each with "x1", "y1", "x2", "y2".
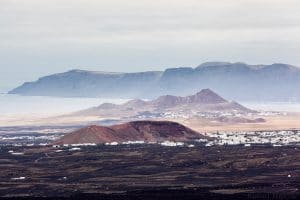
[
  {"x1": 1, "y1": 92, "x2": 300, "y2": 116},
  {"x1": 0, "y1": 94, "x2": 128, "y2": 116},
  {"x1": 242, "y1": 102, "x2": 300, "y2": 112}
]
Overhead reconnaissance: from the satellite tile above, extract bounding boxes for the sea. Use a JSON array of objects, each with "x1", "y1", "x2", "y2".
[
  {"x1": 0, "y1": 91, "x2": 129, "y2": 144},
  {"x1": 1, "y1": 90, "x2": 300, "y2": 117},
  {"x1": 0, "y1": 93, "x2": 128, "y2": 116},
  {"x1": 1, "y1": 89, "x2": 300, "y2": 145},
  {"x1": 242, "y1": 101, "x2": 300, "y2": 112}
]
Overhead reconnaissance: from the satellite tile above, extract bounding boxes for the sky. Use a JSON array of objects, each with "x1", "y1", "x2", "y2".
[{"x1": 1, "y1": 0, "x2": 300, "y2": 91}]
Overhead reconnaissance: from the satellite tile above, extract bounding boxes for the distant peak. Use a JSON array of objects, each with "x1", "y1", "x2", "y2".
[
  {"x1": 197, "y1": 62, "x2": 232, "y2": 68},
  {"x1": 97, "y1": 103, "x2": 118, "y2": 109},
  {"x1": 67, "y1": 69, "x2": 86, "y2": 73},
  {"x1": 152, "y1": 95, "x2": 183, "y2": 108},
  {"x1": 268, "y1": 63, "x2": 295, "y2": 69},
  {"x1": 196, "y1": 62, "x2": 259, "y2": 71},
  {"x1": 124, "y1": 99, "x2": 147, "y2": 107},
  {"x1": 156, "y1": 94, "x2": 178, "y2": 99},
  {"x1": 271, "y1": 63, "x2": 292, "y2": 66},
  {"x1": 196, "y1": 62, "x2": 300, "y2": 71},
  {"x1": 195, "y1": 89, "x2": 223, "y2": 98},
  {"x1": 196, "y1": 88, "x2": 216, "y2": 95},
  {"x1": 190, "y1": 89, "x2": 227, "y2": 104},
  {"x1": 151, "y1": 88, "x2": 228, "y2": 107}
]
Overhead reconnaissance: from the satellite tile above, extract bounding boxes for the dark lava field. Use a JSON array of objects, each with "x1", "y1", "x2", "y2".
[{"x1": 0, "y1": 144, "x2": 299, "y2": 199}]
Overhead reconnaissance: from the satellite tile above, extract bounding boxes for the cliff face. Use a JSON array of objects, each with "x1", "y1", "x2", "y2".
[
  {"x1": 9, "y1": 70, "x2": 162, "y2": 98},
  {"x1": 9, "y1": 62, "x2": 300, "y2": 101},
  {"x1": 53, "y1": 121, "x2": 207, "y2": 145}
]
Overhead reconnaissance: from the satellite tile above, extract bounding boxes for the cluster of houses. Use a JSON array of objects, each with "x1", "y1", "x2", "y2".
[
  {"x1": 51, "y1": 130, "x2": 300, "y2": 150},
  {"x1": 136, "y1": 109, "x2": 285, "y2": 120},
  {"x1": 206, "y1": 130, "x2": 300, "y2": 146},
  {"x1": 3, "y1": 129, "x2": 300, "y2": 149}
]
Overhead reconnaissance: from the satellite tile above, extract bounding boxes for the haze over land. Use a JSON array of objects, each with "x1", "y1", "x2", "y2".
[
  {"x1": 3, "y1": 63, "x2": 300, "y2": 131},
  {"x1": 1, "y1": 1, "x2": 300, "y2": 199},
  {"x1": 9, "y1": 62, "x2": 300, "y2": 102},
  {"x1": 3, "y1": 89, "x2": 300, "y2": 133}
]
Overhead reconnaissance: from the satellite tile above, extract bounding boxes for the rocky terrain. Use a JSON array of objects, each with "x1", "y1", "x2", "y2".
[
  {"x1": 73, "y1": 89, "x2": 256, "y2": 122},
  {"x1": 9, "y1": 62, "x2": 300, "y2": 101},
  {"x1": 0, "y1": 145, "x2": 299, "y2": 199},
  {"x1": 54, "y1": 121, "x2": 207, "y2": 145}
]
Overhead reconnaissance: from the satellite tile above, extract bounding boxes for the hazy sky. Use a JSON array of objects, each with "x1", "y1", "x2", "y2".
[{"x1": 1, "y1": 0, "x2": 300, "y2": 90}]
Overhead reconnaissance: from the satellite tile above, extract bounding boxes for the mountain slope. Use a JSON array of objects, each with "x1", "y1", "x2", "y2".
[
  {"x1": 9, "y1": 70, "x2": 162, "y2": 98},
  {"x1": 75, "y1": 89, "x2": 254, "y2": 120},
  {"x1": 53, "y1": 121, "x2": 206, "y2": 144},
  {"x1": 9, "y1": 62, "x2": 300, "y2": 101}
]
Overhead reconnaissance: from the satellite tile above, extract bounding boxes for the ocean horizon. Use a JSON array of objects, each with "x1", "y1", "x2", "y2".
[
  {"x1": 1, "y1": 93, "x2": 300, "y2": 117},
  {"x1": 0, "y1": 94, "x2": 129, "y2": 116}
]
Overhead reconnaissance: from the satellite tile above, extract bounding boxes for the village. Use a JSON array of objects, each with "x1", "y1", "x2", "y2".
[
  {"x1": 1, "y1": 128, "x2": 299, "y2": 149},
  {"x1": 206, "y1": 130, "x2": 300, "y2": 146}
]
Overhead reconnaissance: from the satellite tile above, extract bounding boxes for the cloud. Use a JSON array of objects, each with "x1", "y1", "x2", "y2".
[
  {"x1": 2, "y1": 0, "x2": 300, "y2": 42},
  {"x1": 1, "y1": 0, "x2": 300, "y2": 88}
]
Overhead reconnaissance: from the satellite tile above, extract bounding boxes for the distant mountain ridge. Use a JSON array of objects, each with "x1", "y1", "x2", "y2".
[
  {"x1": 123, "y1": 89, "x2": 242, "y2": 110},
  {"x1": 9, "y1": 62, "x2": 300, "y2": 101},
  {"x1": 53, "y1": 121, "x2": 207, "y2": 144},
  {"x1": 76, "y1": 89, "x2": 254, "y2": 119}
]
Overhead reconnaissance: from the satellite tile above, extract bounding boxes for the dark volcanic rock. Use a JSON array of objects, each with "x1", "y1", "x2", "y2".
[
  {"x1": 0, "y1": 145, "x2": 299, "y2": 199},
  {"x1": 54, "y1": 121, "x2": 206, "y2": 145}
]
